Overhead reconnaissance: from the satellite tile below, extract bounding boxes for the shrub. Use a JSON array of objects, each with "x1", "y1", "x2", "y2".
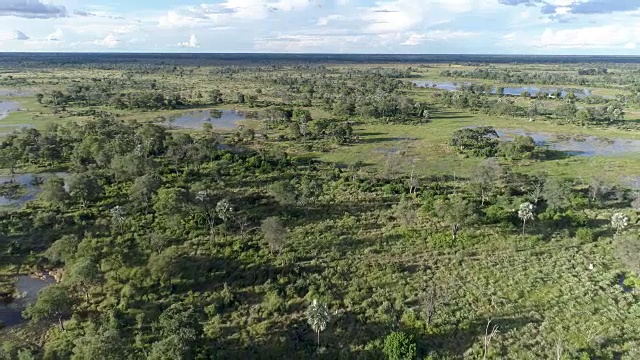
[
  {"x1": 575, "y1": 227, "x2": 596, "y2": 242},
  {"x1": 383, "y1": 331, "x2": 417, "y2": 360}
]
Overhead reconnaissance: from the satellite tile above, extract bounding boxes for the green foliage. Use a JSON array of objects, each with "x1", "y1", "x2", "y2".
[
  {"x1": 45, "y1": 234, "x2": 81, "y2": 265},
  {"x1": 498, "y1": 135, "x2": 546, "y2": 160},
  {"x1": 383, "y1": 331, "x2": 417, "y2": 360},
  {"x1": 262, "y1": 217, "x2": 286, "y2": 254},
  {"x1": 449, "y1": 127, "x2": 499, "y2": 157},
  {"x1": 23, "y1": 284, "x2": 74, "y2": 330},
  {"x1": 68, "y1": 173, "x2": 103, "y2": 206},
  {"x1": 1, "y1": 60, "x2": 639, "y2": 360},
  {"x1": 543, "y1": 177, "x2": 572, "y2": 210},
  {"x1": 39, "y1": 176, "x2": 69, "y2": 205}
]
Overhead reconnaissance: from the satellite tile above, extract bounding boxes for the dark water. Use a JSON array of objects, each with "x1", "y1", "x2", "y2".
[
  {"x1": 618, "y1": 274, "x2": 633, "y2": 293},
  {"x1": 0, "y1": 173, "x2": 69, "y2": 206},
  {"x1": 163, "y1": 109, "x2": 248, "y2": 129},
  {"x1": 496, "y1": 129, "x2": 640, "y2": 157},
  {"x1": 412, "y1": 81, "x2": 591, "y2": 98},
  {"x1": 0, "y1": 275, "x2": 55, "y2": 327}
]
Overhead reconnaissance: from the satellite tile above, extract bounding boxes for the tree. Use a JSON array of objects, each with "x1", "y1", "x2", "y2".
[
  {"x1": 71, "y1": 328, "x2": 130, "y2": 360},
  {"x1": 632, "y1": 191, "x2": 640, "y2": 212},
  {"x1": 261, "y1": 217, "x2": 286, "y2": 255},
  {"x1": 435, "y1": 196, "x2": 478, "y2": 241},
  {"x1": 110, "y1": 205, "x2": 127, "y2": 233},
  {"x1": 148, "y1": 246, "x2": 184, "y2": 287},
  {"x1": 393, "y1": 196, "x2": 418, "y2": 227},
  {"x1": 588, "y1": 177, "x2": 610, "y2": 205},
  {"x1": 191, "y1": 188, "x2": 221, "y2": 234},
  {"x1": 449, "y1": 127, "x2": 499, "y2": 157},
  {"x1": 149, "y1": 303, "x2": 203, "y2": 359},
  {"x1": 0, "y1": 146, "x2": 20, "y2": 174},
  {"x1": 129, "y1": 174, "x2": 161, "y2": 208},
  {"x1": 110, "y1": 153, "x2": 156, "y2": 182},
  {"x1": 65, "y1": 258, "x2": 102, "y2": 301},
  {"x1": 39, "y1": 176, "x2": 69, "y2": 205},
  {"x1": 576, "y1": 109, "x2": 593, "y2": 125},
  {"x1": 23, "y1": 284, "x2": 74, "y2": 331},
  {"x1": 542, "y1": 177, "x2": 571, "y2": 210},
  {"x1": 306, "y1": 299, "x2": 330, "y2": 349},
  {"x1": 383, "y1": 331, "x2": 417, "y2": 360},
  {"x1": 471, "y1": 159, "x2": 502, "y2": 206},
  {"x1": 153, "y1": 188, "x2": 187, "y2": 230},
  {"x1": 215, "y1": 198, "x2": 233, "y2": 225},
  {"x1": 166, "y1": 133, "x2": 195, "y2": 174},
  {"x1": 136, "y1": 123, "x2": 167, "y2": 157},
  {"x1": 45, "y1": 235, "x2": 81, "y2": 265},
  {"x1": 611, "y1": 213, "x2": 629, "y2": 235},
  {"x1": 498, "y1": 136, "x2": 543, "y2": 160},
  {"x1": 68, "y1": 173, "x2": 103, "y2": 206},
  {"x1": 268, "y1": 181, "x2": 297, "y2": 205},
  {"x1": 518, "y1": 202, "x2": 535, "y2": 236},
  {"x1": 209, "y1": 89, "x2": 223, "y2": 104}
]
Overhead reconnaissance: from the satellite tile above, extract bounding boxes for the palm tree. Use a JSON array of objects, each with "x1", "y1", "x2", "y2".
[
  {"x1": 306, "y1": 299, "x2": 330, "y2": 348},
  {"x1": 518, "y1": 202, "x2": 535, "y2": 236}
]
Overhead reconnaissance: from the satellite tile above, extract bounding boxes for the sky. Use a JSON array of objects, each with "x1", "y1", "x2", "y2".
[{"x1": 0, "y1": 0, "x2": 640, "y2": 53}]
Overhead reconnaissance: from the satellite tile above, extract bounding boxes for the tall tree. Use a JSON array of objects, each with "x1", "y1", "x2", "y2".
[
  {"x1": 306, "y1": 299, "x2": 330, "y2": 348},
  {"x1": 24, "y1": 284, "x2": 74, "y2": 331},
  {"x1": 261, "y1": 217, "x2": 286, "y2": 255}
]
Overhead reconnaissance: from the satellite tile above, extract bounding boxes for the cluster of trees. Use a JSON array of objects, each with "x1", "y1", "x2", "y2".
[
  {"x1": 437, "y1": 90, "x2": 627, "y2": 126},
  {"x1": 0, "y1": 110, "x2": 636, "y2": 358},
  {"x1": 440, "y1": 67, "x2": 634, "y2": 86},
  {"x1": 449, "y1": 127, "x2": 547, "y2": 160},
  {"x1": 266, "y1": 70, "x2": 430, "y2": 123},
  {"x1": 578, "y1": 68, "x2": 608, "y2": 75},
  {"x1": 36, "y1": 87, "x2": 186, "y2": 111}
]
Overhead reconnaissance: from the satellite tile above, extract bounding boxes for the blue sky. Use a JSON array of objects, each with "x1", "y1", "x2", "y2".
[{"x1": 0, "y1": 0, "x2": 639, "y2": 53}]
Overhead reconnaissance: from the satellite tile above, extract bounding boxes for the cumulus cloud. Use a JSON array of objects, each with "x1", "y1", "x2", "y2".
[
  {"x1": 0, "y1": 0, "x2": 67, "y2": 18},
  {"x1": 316, "y1": 14, "x2": 344, "y2": 26},
  {"x1": 93, "y1": 34, "x2": 121, "y2": 48},
  {"x1": 46, "y1": 29, "x2": 64, "y2": 41},
  {"x1": 178, "y1": 34, "x2": 200, "y2": 48},
  {"x1": 531, "y1": 25, "x2": 640, "y2": 49}
]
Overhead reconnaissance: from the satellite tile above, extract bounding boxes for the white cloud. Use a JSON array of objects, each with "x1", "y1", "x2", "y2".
[
  {"x1": 503, "y1": 32, "x2": 516, "y2": 41},
  {"x1": 254, "y1": 34, "x2": 368, "y2": 52},
  {"x1": 12, "y1": 30, "x2": 29, "y2": 40},
  {"x1": 401, "y1": 30, "x2": 478, "y2": 45},
  {"x1": 159, "y1": 0, "x2": 313, "y2": 29},
  {"x1": 178, "y1": 34, "x2": 200, "y2": 48},
  {"x1": 93, "y1": 33, "x2": 120, "y2": 48},
  {"x1": 46, "y1": 29, "x2": 64, "y2": 41},
  {"x1": 532, "y1": 25, "x2": 640, "y2": 48},
  {"x1": 317, "y1": 14, "x2": 344, "y2": 26}
]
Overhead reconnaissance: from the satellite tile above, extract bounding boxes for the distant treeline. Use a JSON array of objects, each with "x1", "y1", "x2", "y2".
[{"x1": 6, "y1": 53, "x2": 640, "y2": 67}]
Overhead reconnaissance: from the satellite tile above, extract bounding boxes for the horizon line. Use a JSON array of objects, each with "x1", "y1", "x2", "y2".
[{"x1": 1, "y1": 52, "x2": 640, "y2": 57}]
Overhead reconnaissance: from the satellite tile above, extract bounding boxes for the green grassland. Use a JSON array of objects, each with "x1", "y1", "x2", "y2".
[{"x1": 0, "y1": 59, "x2": 639, "y2": 359}]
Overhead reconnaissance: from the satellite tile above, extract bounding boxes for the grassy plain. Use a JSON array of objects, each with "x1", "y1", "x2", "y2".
[{"x1": 0, "y1": 58, "x2": 639, "y2": 359}]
